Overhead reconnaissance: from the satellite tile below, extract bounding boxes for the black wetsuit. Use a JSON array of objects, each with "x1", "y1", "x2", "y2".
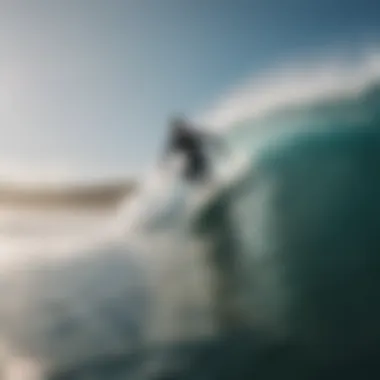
[{"x1": 165, "y1": 126, "x2": 209, "y2": 182}]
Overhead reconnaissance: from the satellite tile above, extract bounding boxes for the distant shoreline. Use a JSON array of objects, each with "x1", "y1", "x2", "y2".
[{"x1": 0, "y1": 181, "x2": 137, "y2": 210}]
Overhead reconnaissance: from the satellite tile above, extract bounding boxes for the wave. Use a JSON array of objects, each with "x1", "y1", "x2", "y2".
[{"x1": 4, "y1": 53, "x2": 380, "y2": 379}]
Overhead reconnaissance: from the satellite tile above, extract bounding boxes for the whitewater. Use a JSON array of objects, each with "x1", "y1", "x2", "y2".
[{"x1": 3, "y1": 51, "x2": 380, "y2": 379}]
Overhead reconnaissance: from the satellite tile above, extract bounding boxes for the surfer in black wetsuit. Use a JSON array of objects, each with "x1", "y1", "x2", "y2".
[{"x1": 162, "y1": 116, "x2": 225, "y2": 182}]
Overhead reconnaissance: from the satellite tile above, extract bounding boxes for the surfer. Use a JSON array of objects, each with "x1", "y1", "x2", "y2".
[{"x1": 161, "y1": 116, "x2": 226, "y2": 182}]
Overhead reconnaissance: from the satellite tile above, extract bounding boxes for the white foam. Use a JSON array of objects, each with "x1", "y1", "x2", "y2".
[{"x1": 199, "y1": 47, "x2": 380, "y2": 131}]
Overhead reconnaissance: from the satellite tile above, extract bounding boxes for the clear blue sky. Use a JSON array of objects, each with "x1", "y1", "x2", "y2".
[{"x1": 0, "y1": 0, "x2": 380, "y2": 183}]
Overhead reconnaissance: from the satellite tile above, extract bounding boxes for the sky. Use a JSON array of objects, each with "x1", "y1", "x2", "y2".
[{"x1": 1, "y1": 0, "x2": 380, "y2": 183}]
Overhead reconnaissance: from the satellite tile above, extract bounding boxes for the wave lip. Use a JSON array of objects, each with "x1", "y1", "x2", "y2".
[{"x1": 200, "y1": 48, "x2": 380, "y2": 131}]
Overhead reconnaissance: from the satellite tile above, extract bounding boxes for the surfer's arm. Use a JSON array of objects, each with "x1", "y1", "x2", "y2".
[{"x1": 190, "y1": 125, "x2": 222, "y2": 149}]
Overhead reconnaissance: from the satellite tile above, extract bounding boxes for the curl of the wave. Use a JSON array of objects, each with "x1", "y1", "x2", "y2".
[
  {"x1": 194, "y1": 51, "x2": 380, "y2": 360},
  {"x1": 183, "y1": 51, "x2": 380, "y2": 373}
]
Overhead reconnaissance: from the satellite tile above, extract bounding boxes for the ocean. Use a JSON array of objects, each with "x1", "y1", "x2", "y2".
[{"x1": 2, "y1": 64, "x2": 380, "y2": 379}]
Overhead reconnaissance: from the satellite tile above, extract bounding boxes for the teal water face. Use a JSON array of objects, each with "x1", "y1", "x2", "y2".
[
  {"x1": 232, "y1": 125, "x2": 380, "y2": 353},
  {"x1": 189, "y1": 84, "x2": 380, "y2": 376}
]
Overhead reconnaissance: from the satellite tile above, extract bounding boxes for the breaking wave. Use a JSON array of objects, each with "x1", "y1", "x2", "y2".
[{"x1": 3, "y1": 52, "x2": 380, "y2": 379}]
